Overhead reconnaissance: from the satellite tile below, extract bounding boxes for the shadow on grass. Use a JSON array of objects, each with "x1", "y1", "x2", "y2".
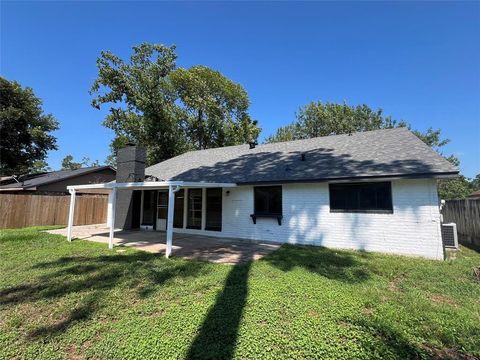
[
  {"x1": 186, "y1": 257, "x2": 252, "y2": 359},
  {"x1": 349, "y1": 317, "x2": 430, "y2": 358},
  {"x1": 263, "y1": 244, "x2": 371, "y2": 283},
  {"x1": 0, "y1": 251, "x2": 210, "y2": 339},
  {"x1": 27, "y1": 292, "x2": 101, "y2": 339},
  {"x1": 460, "y1": 241, "x2": 480, "y2": 253},
  {"x1": 347, "y1": 316, "x2": 475, "y2": 359}
]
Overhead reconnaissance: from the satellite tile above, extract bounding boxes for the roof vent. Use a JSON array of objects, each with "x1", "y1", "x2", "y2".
[
  {"x1": 248, "y1": 141, "x2": 256, "y2": 149},
  {"x1": 301, "y1": 153, "x2": 306, "y2": 161}
]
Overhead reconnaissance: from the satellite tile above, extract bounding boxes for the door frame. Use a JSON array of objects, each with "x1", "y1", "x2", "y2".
[{"x1": 156, "y1": 189, "x2": 169, "y2": 231}]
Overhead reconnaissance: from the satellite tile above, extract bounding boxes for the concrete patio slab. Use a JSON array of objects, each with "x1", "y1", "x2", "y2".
[{"x1": 47, "y1": 224, "x2": 280, "y2": 264}]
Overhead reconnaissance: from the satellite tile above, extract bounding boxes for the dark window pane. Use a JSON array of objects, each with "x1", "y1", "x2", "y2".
[
  {"x1": 329, "y1": 182, "x2": 393, "y2": 212},
  {"x1": 157, "y1": 207, "x2": 167, "y2": 219},
  {"x1": 187, "y1": 189, "x2": 202, "y2": 229},
  {"x1": 157, "y1": 191, "x2": 168, "y2": 206},
  {"x1": 173, "y1": 189, "x2": 184, "y2": 228},
  {"x1": 254, "y1": 186, "x2": 282, "y2": 215},
  {"x1": 376, "y1": 183, "x2": 391, "y2": 209},
  {"x1": 359, "y1": 185, "x2": 376, "y2": 209},
  {"x1": 269, "y1": 187, "x2": 282, "y2": 214},
  {"x1": 254, "y1": 188, "x2": 268, "y2": 214},
  {"x1": 141, "y1": 190, "x2": 155, "y2": 225},
  {"x1": 205, "y1": 188, "x2": 222, "y2": 231}
]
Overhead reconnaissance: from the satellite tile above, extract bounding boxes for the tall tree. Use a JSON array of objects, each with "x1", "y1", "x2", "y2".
[
  {"x1": 91, "y1": 43, "x2": 185, "y2": 165},
  {"x1": 265, "y1": 101, "x2": 473, "y2": 199},
  {"x1": 91, "y1": 43, "x2": 260, "y2": 166},
  {"x1": 265, "y1": 101, "x2": 449, "y2": 150},
  {"x1": 437, "y1": 156, "x2": 473, "y2": 200},
  {"x1": 61, "y1": 155, "x2": 97, "y2": 170},
  {"x1": 410, "y1": 127, "x2": 450, "y2": 153},
  {"x1": 0, "y1": 77, "x2": 58, "y2": 175},
  {"x1": 61, "y1": 155, "x2": 83, "y2": 170},
  {"x1": 470, "y1": 174, "x2": 480, "y2": 191},
  {"x1": 170, "y1": 66, "x2": 260, "y2": 149},
  {"x1": 265, "y1": 101, "x2": 405, "y2": 143},
  {"x1": 30, "y1": 160, "x2": 52, "y2": 173}
]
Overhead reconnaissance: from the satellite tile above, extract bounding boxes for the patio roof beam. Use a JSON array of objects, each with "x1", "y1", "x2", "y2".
[{"x1": 66, "y1": 181, "x2": 237, "y2": 192}]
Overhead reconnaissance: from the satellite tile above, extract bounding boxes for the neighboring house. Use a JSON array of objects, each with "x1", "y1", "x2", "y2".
[
  {"x1": 467, "y1": 190, "x2": 480, "y2": 199},
  {"x1": 0, "y1": 166, "x2": 116, "y2": 194},
  {"x1": 67, "y1": 128, "x2": 458, "y2": 260}
]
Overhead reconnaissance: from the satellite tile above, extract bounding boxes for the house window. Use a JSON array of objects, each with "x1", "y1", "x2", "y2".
[
  {"x1": 329, "y1": 182, "x2": 393, "y2": 213},
  {"x1": 187, "y1": 188, "x2": 202, "y2": 229},
  {"x1": 205, "y1": 188, "x2": 222, "y2": 231},
  {"x1": 254, "y1": 186, "x2": 282, "y2": 215},
  {"x1": 173, "y1": 189, "x2": 184, "y2": 228}
]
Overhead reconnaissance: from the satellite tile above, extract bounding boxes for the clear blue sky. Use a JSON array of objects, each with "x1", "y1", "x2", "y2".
[{"x1": 1, "y1": 1, "x2": 479, "y2": 177}]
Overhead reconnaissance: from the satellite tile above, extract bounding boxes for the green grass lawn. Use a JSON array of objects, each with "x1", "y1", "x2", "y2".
[{"x1": 1, "y1": 228, "x2": 479, "y2": 359}]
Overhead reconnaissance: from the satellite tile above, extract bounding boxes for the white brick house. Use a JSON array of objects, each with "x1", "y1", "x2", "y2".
[
  {"x1": 173, "y1": 179, "x2": 443, "y2": 259},
  {"x1": 67, "y1": 128, "x2": 458, "y2": 260}
]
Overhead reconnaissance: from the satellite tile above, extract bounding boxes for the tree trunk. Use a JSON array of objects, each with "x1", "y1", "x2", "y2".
[{"x1": 198, "y1": 110, "x2": 204, "y2": 149}]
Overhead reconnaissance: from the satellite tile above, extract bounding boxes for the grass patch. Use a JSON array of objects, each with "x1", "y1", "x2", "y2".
[{"x1": 1, "y1": 227, "x2": 479, "y2": 359}]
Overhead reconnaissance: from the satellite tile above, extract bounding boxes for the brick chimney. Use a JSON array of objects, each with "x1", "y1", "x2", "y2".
[{"x1": 115, "y1": 144, "x2": 146, "y2": 229}]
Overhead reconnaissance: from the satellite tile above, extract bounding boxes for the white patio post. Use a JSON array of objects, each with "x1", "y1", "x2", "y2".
[
  {"x1": 106, "y1": 191, "x2": 113, "y2": 227},
  {"x1": 108, "y1": 187, "x2": 117, "y2": 250},
  {"x1": 67, "y1": 189, "x2": 76, "y2": 241},
  {"x1": 165, "y1": 185, "x2": 176, "y2": 258}
]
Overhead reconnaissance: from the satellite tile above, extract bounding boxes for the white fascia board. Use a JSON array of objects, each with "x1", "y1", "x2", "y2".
[
  {"x1": 67, "y1": 183, "x2": 114, "y2": 190},
  {"x1": 178, "y1": 182, "x2": 237, "y2": 188},
  {"x1": 67, "y1": 181, "x2": 237, "y2": 191},
  {"x1": 0, "y1": 187, "x2": 36, "y2": 192}
]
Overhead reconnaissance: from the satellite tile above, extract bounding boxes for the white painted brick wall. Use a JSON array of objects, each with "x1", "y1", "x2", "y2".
[{"x1": 175, "y1": 179, "x2": 444, "y2": 260}]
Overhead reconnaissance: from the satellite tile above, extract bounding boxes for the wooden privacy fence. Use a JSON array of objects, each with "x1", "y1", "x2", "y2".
[
  {"x1": 0, "y1": 194, "x2": 108, "y2": 229},
  {"x1": 442, "y1": 199, "x2": 480, "y2": 245}
]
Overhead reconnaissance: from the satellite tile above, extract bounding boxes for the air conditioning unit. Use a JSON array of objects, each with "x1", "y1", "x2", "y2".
[{"x1": 441, "y1": 223, "x2": 458, "y2": 249}]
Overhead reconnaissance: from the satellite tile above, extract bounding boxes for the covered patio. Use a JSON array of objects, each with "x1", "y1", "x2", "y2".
[
  {"x1": 66, "y1": 181, "x2": 238, "y2": 258},
  {"x1": 48, "y1": 224, "x2": 280, "y2": 264}
]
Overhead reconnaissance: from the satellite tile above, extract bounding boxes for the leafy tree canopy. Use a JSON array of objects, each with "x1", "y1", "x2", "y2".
[
  {"x1": 91, "y1": 43, "x2": 260, "y2": 166},
  {"x1": 271, "y1": 102, "x2": 400, "y2": 141},
  {"x1": 264, "y1": 101, "x2": 476, "y2": 200},
  {"x1": 30, "y1": 160, "x2": 52, "y2": 174},
  {"x1": 265, "y1": 101, "x2": 449, "y2": 147},
  {"x1": 171, "y1": 65, "x2": 260, "y2": 149},
  {"x1": 0, "y1": 77, "x2": 58, "y2": 175},
  {"x1": 438, "y1": 156, "x2": 477, "y2": 200},
  {"x1": 61, "y1": 155, "x2": 99, "y2": 170},
  {"x1": 471, "y1": 174, "x2": 480, "y2": 191}
]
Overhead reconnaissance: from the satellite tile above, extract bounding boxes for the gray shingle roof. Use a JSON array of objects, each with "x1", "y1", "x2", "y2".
[
  {"x1": 0, "y1": 166, "x2": 114, "y2": 190},
  {"x1": 146, "y1": 128, "x2": 458, "y2": 184}
]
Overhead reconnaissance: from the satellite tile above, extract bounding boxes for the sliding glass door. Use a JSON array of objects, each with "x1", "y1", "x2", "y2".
[
  {"x1": 173, "y1": 189, "x2": 185, "y2": 228},
  {"x1": 187, "y1": 189, "x2": 202, "y2": 229},
  {"x1": 156, "y1": 190, "x2": 168, "y2": 231},
  {"x1": 141, "y1": 188, "x2": 222, "y2": 232},
  {"x1": 205, "y1": 188, "x2": 222, "y2": 231}
]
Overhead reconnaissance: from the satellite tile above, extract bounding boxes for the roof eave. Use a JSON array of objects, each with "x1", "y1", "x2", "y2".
[
  {"x1": 30, "y1": 166, "x2": 116, "y2": 188},
  {"x1": 237, "y1": 171, "x2": 459, "y2": 185}
]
